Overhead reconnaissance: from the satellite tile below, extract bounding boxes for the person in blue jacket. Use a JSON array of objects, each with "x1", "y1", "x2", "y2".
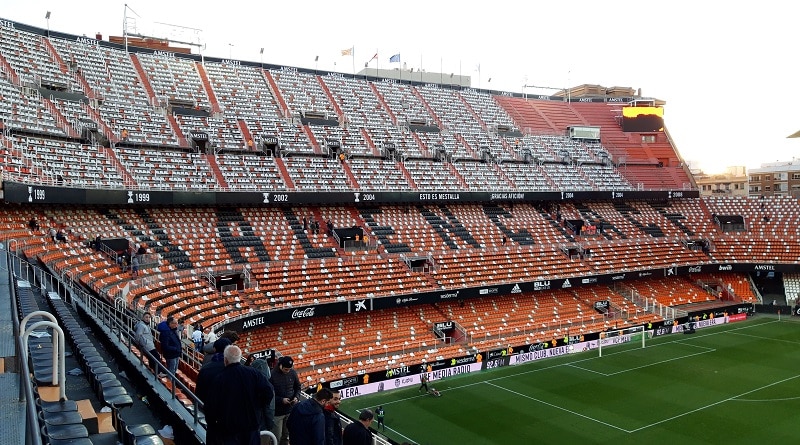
[
  {"x1": 286, "y1": 388, "x2": 333, "y2": 445},
  {"x1": 157, "y1": 316, "x2": 182, "y2": 378}
]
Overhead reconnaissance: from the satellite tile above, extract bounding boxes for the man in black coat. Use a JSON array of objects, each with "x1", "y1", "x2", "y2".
[
  {"x1": 270, "y1": 356, "x2": 301, "y2": 445},
  {"x1": 286, "y1": 388, "x2": 332, "y2": 445},
  {"x1": 206, "y1": 345, "x2": 274, "y2": 445},
  {"x1": 342, "y1": 409, "x2": 373, "y2": 445}
]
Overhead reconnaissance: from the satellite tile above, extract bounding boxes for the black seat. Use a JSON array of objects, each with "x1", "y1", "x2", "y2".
[
  {"x1": 125, "y1": 424, "x2": 159, "y2": 445},
  {"x1": 38, "y1": 399, "x2": 78, "y2": 413},
  {"x1": 48, "y1": 438, "x2": 94, "y2": 445},
  {"x1": 41, "y1": 410, "x2": 84, "y2": 426},
  {"x1": 104, "y1": 390, "x2": 135, "y2": 409},
  {"x1": 133, "y1": 436, "x2": 165, "y2": 445},
  {"x1": 42, "y1": 423, "x2": 89, "y2": 440}
]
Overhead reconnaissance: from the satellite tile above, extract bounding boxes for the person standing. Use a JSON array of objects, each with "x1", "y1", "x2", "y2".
[
  {"x1": 250, "y1": 359, "x2": 276, "y2": 433},
  {"x1": 196, "y1": 338, "x2": 232, "y2": 445},
  {"x1": 419, "y1": 373, "x2": 429, "y2": 393},
  {"x1": 375, "y1": 406, "x2": 385, "y2": 431},
  {"x1": 192, "y1": 324, "x2": 204, "y2": 351},
  {"x1": 134, "y1": 313, "x2": 162, "y2": 376},
  {"x1": 270, "y1": 356, "x2": 301, "y2": 445},
  {"x1": 206, "y1": 345, "x2": 274, "y2": 445},
  {"x1": 131, "y1": 253, "x2": 140, "y2": 277},
  {"x1": 286, "y1": 388, "x2": 333, "y2": 445},
  {"x1": 342, "y1": 410, "x2": 373, "y2": 445},
  {"x1": 324, "y1": 389, "x2": 343, "y2": 445},
  {"x1": 157, "y1": 316, "x2": 181, "y2": 378}
]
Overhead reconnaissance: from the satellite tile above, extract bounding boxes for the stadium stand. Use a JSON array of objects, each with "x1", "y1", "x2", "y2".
[{"x1": 0, "y1": 16, "x2": 796, "y2": 445}]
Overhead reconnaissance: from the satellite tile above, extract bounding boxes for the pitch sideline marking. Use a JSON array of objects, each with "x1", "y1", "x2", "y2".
[
  {"x1": 628, "y1": 373, "x2": 800, "y2": 432},
  {"x1": 485, "y1": 381, "x2": 630, "y2": 432},
  {"x1": 356, "y1": 318, "x2": 788, "y2": 435}
]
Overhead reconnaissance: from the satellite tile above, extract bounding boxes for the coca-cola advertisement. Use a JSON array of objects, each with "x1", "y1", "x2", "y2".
[{"x1": 221, "y1": 302, "x2": 348, "y2": 332}]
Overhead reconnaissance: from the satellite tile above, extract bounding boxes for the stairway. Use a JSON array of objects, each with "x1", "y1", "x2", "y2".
[
  {"x1": 42, "y1": 37, "x2": 69, "y2": 74},
  {"x1": 81, "y1": 103, "x2": 118, "y2": 143},
  {"x1": 262, "y1": 69, "x2": 290, "y2": 118},
  {"x1": 41, "y1": 97, "x2": 80, "y2": 138},
  {"x1": 396, "y1": 162, "x2": 417, "y2": 189},
  {"x1": 369, "y1": 83, "x2": 397, "y2": 125},
  {"x1": 316, "y1": 76, "x2": 343, "y2": 116},
  {"x1": 0, "y1": 53, "x2": 19, "y2": 85},
  {"x1": 204, "y1": 154, "x2": 229, "y2": 189},
  {"x1": 274, "y1": 157, "x2": 296, "y2": 189},
  {"x1": 101, "y1": 146, "x2": 135, "y2": 186},
  {"x1": 340, "y1": 160, "x2": 359, "y2": 189},
  {"x1": 195, "y1": 62, "x2": 221, "y2": 113},
  {"x1": 445, "y1": 163, "x2": 468, "y2": 189},
  {"x1": 410, "y1": 132, "x2": 431, "y2": 158},
  {"x1": 238, "y1": 119, "x2": 254, "y2": 150},
  {"x1": 166, "y1": 114, "x2": 188, "y2": 147},
  {"x1": 129, "y1": 54, "x2": 157, "y2": 104},
  {"x1": 301, "y1": 125, "x2": 322, "y2": 154},
  {"x1": 411, "y1": 86, "x2": 442, "y2": 128},
  {"x1": 360, "y1": 128, "x2": 381, "y2": 156}
]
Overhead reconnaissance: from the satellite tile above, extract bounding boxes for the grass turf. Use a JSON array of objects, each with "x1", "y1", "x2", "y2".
[{"x1": 340, "y1": 315, "x2": 800, "y2": 444}]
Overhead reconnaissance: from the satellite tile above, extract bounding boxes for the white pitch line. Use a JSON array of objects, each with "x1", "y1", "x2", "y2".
[
  {"x1": 728, "y1": 331, "x2": 800, "y2": 345},
  {"x1": 627, "y1": 373, "x2": 800, "y2": 433},
  {"x1": 566, "y1": 363, "x2": 608, "y2": 375},
  {"x1": 604, "y1": 348, "x2": 716, "y2": 376},
  {"x1": 357, "y1": 318, "x2": 787, "y2": 436},
  {"x1": 486, "y1": 381, "x2": 630, "y2": 432}
]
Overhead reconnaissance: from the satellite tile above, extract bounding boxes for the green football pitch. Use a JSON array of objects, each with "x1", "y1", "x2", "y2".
[{"x1": 340, "y1": 315, "x2": 800, "y2": 445}]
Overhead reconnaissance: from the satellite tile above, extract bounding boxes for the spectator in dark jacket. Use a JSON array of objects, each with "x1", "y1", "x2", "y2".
[
  {"x1": 207, "y1": 345, "x2": 274, "y2": 445},
  {"x1": 157, "y1": 317, "x2": 181, "y2": 378},
  {"x1": 324, "y1": 389, "x2": 343, "y2": 445},
  {"x1": 286, "y1": 388, "x2": 332, "y2": 445},
  {"x1": 270, "y1": 356, "x2": 302, "y2": 445},
  {"x1": 195, "y1": 338, "x2": 232, "y2": 445},
  {"x1": 196, "y1": 338, "x2": 231, "y2": 402},
  {"x1": 342, "y1": 410, "x2": 373, "y2": 445},
  {"x1": 250, "y1": 359, "x2": 276, "y2": 432}
]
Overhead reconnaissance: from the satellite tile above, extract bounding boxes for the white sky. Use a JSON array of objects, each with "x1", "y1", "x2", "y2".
[{"x1": 2, "y1": 0, "x2": 798, "y2": 174}]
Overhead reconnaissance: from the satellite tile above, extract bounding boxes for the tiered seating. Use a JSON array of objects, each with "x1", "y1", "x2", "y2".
[
  {"x1": 498, "y1": 163, "x2": 553, "y2": 190},
  {"x1": 49, "y1": 36, "x2": 179, "y2": 145},
  {"x1": 541, "y1": 163, "x2": 592, "y2": 190},
  {"x1": 0, "y1": 77, "x2": 64, "y2": 135},
  {"x1": 309, "y1": 124, "x2": 369, "y2": 156},
  {"x1": 452, "y1": 161, "x2": 510, "y2": 190},
  {"x1": 282, "y1": 157, "x2": 351, "y2": 191},
  {"x1": 214, "y1": 153, "x2": 287, "y2": 190},
  {"x1": 403, "y1": 159, "x2": 462, "y2": 189},
  {"x1": 622, "y1": 276, "x2": 717, "y2": 308},
  {"x1": 271, "y1": 69, "x2": 333, "y2": 117},
  {"x1": 347, "y1": 158, "x2": 410, "y2": 190},
  {"x1": 691, "y1": 272, "x2": 757, "y2": 303},
  {"x1": 581, "y1": 164, "x2": 633, "y2": 190},
  {"x1": 115, "y1": 147, "x2": 218, "y2": 189},
  {"x1": 249, "y1": 255, "x2": 432, "y2": 307},
  {"x1": 203, "y1": 62, "x2": 310, "y2": 152},
  {"x1": 582, "y1": 238, "x2": 709, "y2": 275},
  {"x1": 783, "y1": 273, "x2": 800, "y2": 306},
  {"x1": 14, "y1": 135, "x2": 124, "y2": 187},
  {"x1": 136, "y1": 53, "x2": 207, "y2": 107},
  {"x1": 704, "y1": 196, "x2": 800, "y2": 263}
]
